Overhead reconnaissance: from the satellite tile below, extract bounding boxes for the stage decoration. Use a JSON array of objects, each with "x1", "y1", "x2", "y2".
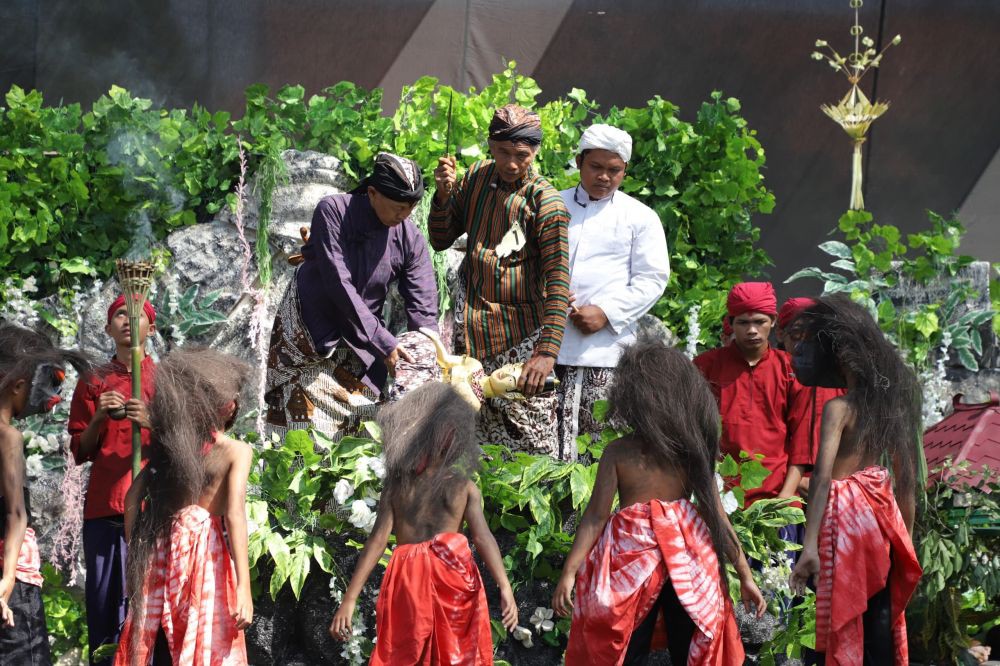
[
  {"x1": 812, "y1": 0, "x2": 901, "y2": 210},
  {"x1": 114, "y1": 258, "x2": 155, "y2": 478}
]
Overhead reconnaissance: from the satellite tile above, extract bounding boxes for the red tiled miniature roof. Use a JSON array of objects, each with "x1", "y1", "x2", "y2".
[{"x1": 924, "y1": 392, "x2": 1000, "y2": 488}]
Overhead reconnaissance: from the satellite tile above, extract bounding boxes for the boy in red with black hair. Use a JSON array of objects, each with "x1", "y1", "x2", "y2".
[{"x1": 67, "y1": 295, "x2": 156, "y2": 664}]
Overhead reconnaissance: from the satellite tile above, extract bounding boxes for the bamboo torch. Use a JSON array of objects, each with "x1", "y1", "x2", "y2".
[{"x1": 114, "y1": 258, "x2": 155, "y2": 479}]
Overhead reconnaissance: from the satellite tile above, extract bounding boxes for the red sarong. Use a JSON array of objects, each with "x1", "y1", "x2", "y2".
[
  {"x1": 371, "y1": 532, "x2": 493, "y2": 665},
  {"x1": 566, "y1": 499, "x2": 743, "y2": 666},
  {"x1": 815, "y1": 467, "x2": 922, "y2": 665},
  {"x1": 0, "y1": 527, "x2": 43, "y2": 588},
  {"x1": 115, "y1": 506, "x2": 247, "y2": 666}
]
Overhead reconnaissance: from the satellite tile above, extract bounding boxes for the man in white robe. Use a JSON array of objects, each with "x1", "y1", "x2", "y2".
[{"x1": 556, "y1": 124, "x2": 670, "y2": 459}]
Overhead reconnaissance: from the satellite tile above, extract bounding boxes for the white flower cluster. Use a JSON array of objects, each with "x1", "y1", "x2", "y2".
[
  {"x1": 356, "y1": 455, "x2": 386, "y2": 481},
  {"x1": 328, "y1": 573, "x2": 344, "y2": 603},
  {"x1": 25, "y1": 453, "x2": 45, "y2": 478},
  {"x1": 757, "y1": 552, "x2": 792, "y2": 601},
  {"x1": 0, "y1": 276, "x2": 40, "y2": 327},
  {"x1": 919, "y1": 330, "x2": 952, "y2": 427},
  {"x1": 684, "y1": 303, "x2": 702, "y2": 359},
  {"x1": 715, "y1": 473, "x2": 738, "y2": 515},
  {"x1": 349, "y1": 499, "x2": 377, "y2": 533},
  {"x1": 512, "y1": 625, "x2": 533, "y2": 648},
  {"x1": 529, "y1": 606, "x2": 554, "y2": 633}
]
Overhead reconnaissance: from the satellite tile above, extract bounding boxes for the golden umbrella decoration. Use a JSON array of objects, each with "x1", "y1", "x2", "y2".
[{"x1": 813, "y1": 0, "x2": 901, "y2": 210}]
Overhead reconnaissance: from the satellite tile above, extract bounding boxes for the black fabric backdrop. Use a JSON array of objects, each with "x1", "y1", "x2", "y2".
[{"x1": 2, "y1": 0, "x2": 998, "y2": 299}]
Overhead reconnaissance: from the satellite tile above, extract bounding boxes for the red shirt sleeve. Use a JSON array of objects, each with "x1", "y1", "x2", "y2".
[{"x1": 67, "y1": 373, "x2": 103, "y2": 464}]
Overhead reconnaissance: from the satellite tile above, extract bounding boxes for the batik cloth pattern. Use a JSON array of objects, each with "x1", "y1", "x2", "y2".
[
  {"x1": 384, "y1": 331, "x2": 442, "y2": 403},
  {"x1": 556, "y1": 365, "x2": 615, "y2": 460},
  {"x1": 371, "y1": 532, "x2": 494, "y2": 666},
  {"x1": 566, "y1": 499, "x2": 743, "y2": 666},
  {"x1": 264, "y1": 276, "x2": 379, "y2": 440},
  {"x1": 114, "y1": 506, "x2": 247, "y2": 666},
  {"x1": 476, "y1": 328, "x2": 559, "y2": 455},
  {"x1": 815, "y1": 466, "x2": 921, "y2": 666},
  {"x1": 0, "y1": 526, "x2": 43, "y2": 587}
]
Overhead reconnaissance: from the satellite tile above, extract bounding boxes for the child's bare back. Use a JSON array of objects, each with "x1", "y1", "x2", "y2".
[
  {"x1": 390, "y1": 476, "x2": 471, "y2": 545},
  {"x1": 609, "y1": 435, "x2": 690, "y2": 508}
]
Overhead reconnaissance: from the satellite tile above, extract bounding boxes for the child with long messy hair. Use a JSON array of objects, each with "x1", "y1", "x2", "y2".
[
  {"x1": 329, "y1": 382, "x2": 518, "y2": 664},
  {"x1": 553, "y1": 337, "x2": 764, "y2": 666},
  {"x1": 0, "y1": 324, "x2": 88, "y2": 665},
  {"x1": 115, "y1": 347, "x2": 253, "y2": 666},
  {"x1": 789, "y1": 296, "x2": 922, "y2": 665}
]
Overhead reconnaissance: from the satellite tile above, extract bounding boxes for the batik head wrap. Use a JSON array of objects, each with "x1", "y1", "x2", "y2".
[
  {"x1": 578, "y1": 123, "x2": 632, "y2": 162},
  {"x1": 778, "y1": 297, "x2": 816, "y2": 330},
  {"x1": 107, "y1": 294, "x2": 157, "y2": 325},
  {"x1": 726, "y1": 282, "x2": 777, "y2": 317},
  {"x1": 488, "y1": 104, "x2": 542, "y2": 146},
  {"x1": 353, "y1": 152, "x2": 425, "y2": 203}
]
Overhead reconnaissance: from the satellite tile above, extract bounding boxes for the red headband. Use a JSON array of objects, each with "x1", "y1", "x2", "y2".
[
  {"x1": 726, "y1": 282, "x2": 777, "y2": 317},
  {"x1": 107, "y1": 295, "x2": 156, "y2": 325},
  {"x1": 778, "y1": 297, "x2": 816, "y2": 330}
]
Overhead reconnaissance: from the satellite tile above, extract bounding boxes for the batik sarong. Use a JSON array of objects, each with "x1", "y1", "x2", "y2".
[
  {"x1": 264, "y1": 276, "x2": 381, "y2": 439},
  {"x1": 815, "y1": 466, "x2": 921, "y2": 665},
  {"x1": 114, "y1": 506, "x2": 247, "y2": 666},
  {"x1": 566, "y1": 499, "x2": 743, "y2": 666},
  {"x1": 371, "y1": 532, "x2": 493, "y2": 666},
  {"x1": 476, "y1": 329, "x2": 559, "y2": 455},
  {"x1": 0, "y1": 526, "x2": 50, "y2": 665},
  {"x1": 556, "y1": 365, "x2": 615, "y2": 460}
]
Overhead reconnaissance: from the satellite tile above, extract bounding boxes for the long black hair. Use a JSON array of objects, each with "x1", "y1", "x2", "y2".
[
  {"x1": 0, "y1": 323, "x2": 89, "y2": 404},
  {"x1": 608, "y1": 337, "x2": 734, "y2": 589},
  {"x1": 800, "y1": 295, "x2": 921, "y2": 503}
]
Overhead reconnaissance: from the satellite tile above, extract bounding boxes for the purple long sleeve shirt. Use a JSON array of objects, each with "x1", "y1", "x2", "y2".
[{"x1": 296, "y1": 193, "x2": 438, "y2": 391}]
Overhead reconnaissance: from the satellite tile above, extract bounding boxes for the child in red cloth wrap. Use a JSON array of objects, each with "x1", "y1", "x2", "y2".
[
  {"x1": 553, "y1": 338, "x2": 765, "y2": 666},
  {"x1": 0, "y1": 324, "x2": 88, "y2": 665},
  {"x1": 329, "y1": 382, "x2": 518, "y2": 665},
  {"x1": 789, "y1": 296, "x2": 922, "y2": 666},
  {"x1": 116, "y1": 348, "x2": 253, "y2": 666}
]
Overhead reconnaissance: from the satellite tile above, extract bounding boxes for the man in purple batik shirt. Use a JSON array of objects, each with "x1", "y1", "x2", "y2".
[{"x1": 265, "y1": 153, "x2": 439, "y2": 439}]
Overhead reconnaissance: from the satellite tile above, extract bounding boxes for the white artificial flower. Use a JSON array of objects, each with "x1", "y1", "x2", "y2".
[
  {"x1": 44, "y1": 434, "x2": 62, "y2": 453},
  {"x1": 349, "y1": 499, "x2": 377, "y2": 533},
  {"x1": 529, "y1": 606, "x2": 555, "y2": 633},
  {"x1": 512, "y1": 625, "x2": 533, "y2": 648},
  {"x1": 25, "y1": 454, "x2": 44, "y2": 478},
  {"x1": 334, "y1": 479, "x2": 355, "y2": 505},
  {"x1": 715, "y1": 472, "x2": 724, "y2": 493},
  {"x1": 721, "y1": 491, "x2": 739, "y2": 515},
  {"x1": 357, "y1": 455, "x2": 386, "y2": 481},
  {"x1": 370, "y1": 456, "x2": 386, "y2": 480}
]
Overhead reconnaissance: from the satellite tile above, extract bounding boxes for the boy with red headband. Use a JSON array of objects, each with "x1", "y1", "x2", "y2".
[
  {"x1": 693, "y1": 282, "x2": 810, "y2": 505},
  {"x1": 67, "y1": 295, "x2": 156, "y2": 665}
]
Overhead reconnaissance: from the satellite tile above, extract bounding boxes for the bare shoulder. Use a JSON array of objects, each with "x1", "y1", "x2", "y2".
[
  {"x1": 214, "y1": 434, "x2": 253, "y2": 463},
  {"x1": 822, "y1": 396, "x2": 853, "y2": 421},
  {"x1": 464, "y1": 479, "x2": 480, "y2": 504},
  {"x1": 0, "y1": 423, "x2": 23, "y2": 451}
]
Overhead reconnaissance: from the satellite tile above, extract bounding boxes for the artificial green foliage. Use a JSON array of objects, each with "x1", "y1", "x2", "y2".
[
  {"x1": 0, "y1": 85, "x2": 238, "y2": 296},
  {"x1": 40, "y1": 563, "x2": 89, "y2": 658},
  {"x1": 2, "y1": 65, "x2": 772, "y2": 343},
  {"x1": 787, "y1": 209, "x2": 994, "y2": 374},
  {"x1": 910, "y1": 470, "x2": 1000, "y2": 664}
]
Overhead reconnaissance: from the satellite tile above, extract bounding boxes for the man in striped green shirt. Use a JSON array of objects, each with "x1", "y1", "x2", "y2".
[{"x1": 429, "y1": 104, "x2": 570, "y2": 455}]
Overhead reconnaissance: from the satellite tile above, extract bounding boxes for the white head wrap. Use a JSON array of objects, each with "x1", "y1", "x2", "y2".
[{"x1": 578, "y1": 123, "x2": 632, "y2": 163}]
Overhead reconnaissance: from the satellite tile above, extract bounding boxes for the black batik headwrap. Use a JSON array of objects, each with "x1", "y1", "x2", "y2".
[
  {"x1": 488, "y1": 104, "x2": 542, "y2": 146},
  {"x1": 351, "y1": 152, "x2": 425, "y2": 203}
]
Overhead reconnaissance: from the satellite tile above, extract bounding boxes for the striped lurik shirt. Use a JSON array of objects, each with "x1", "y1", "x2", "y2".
[{"x1": 429, "y1": 160, "x2": 570, "y2": 360}]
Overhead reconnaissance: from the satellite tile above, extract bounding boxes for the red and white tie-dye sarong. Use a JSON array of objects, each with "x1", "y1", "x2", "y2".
[
  {"x1": 0, "y1": 527, "x2": 43, "y2": 588},
  {"x1": 115, "y1": 505, "x2": 247, "y2": 666},
  {"x1": 815, "y1": 466, "x2": 922, "y2": 665},
  {"x1": 566, "y1": 499, "x2": 743, "y2": 666},
  {"x1": 371, "y1": 532, "x2": 494, "y2": 666}
]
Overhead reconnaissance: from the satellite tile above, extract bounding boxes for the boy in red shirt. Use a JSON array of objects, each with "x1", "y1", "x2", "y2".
[
  {"x1": 693, "y1": 282, "x2": 810, "y2": 504},
  {"x1": 67, "y1": 296, "x2": 156, "y2": 664}
]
